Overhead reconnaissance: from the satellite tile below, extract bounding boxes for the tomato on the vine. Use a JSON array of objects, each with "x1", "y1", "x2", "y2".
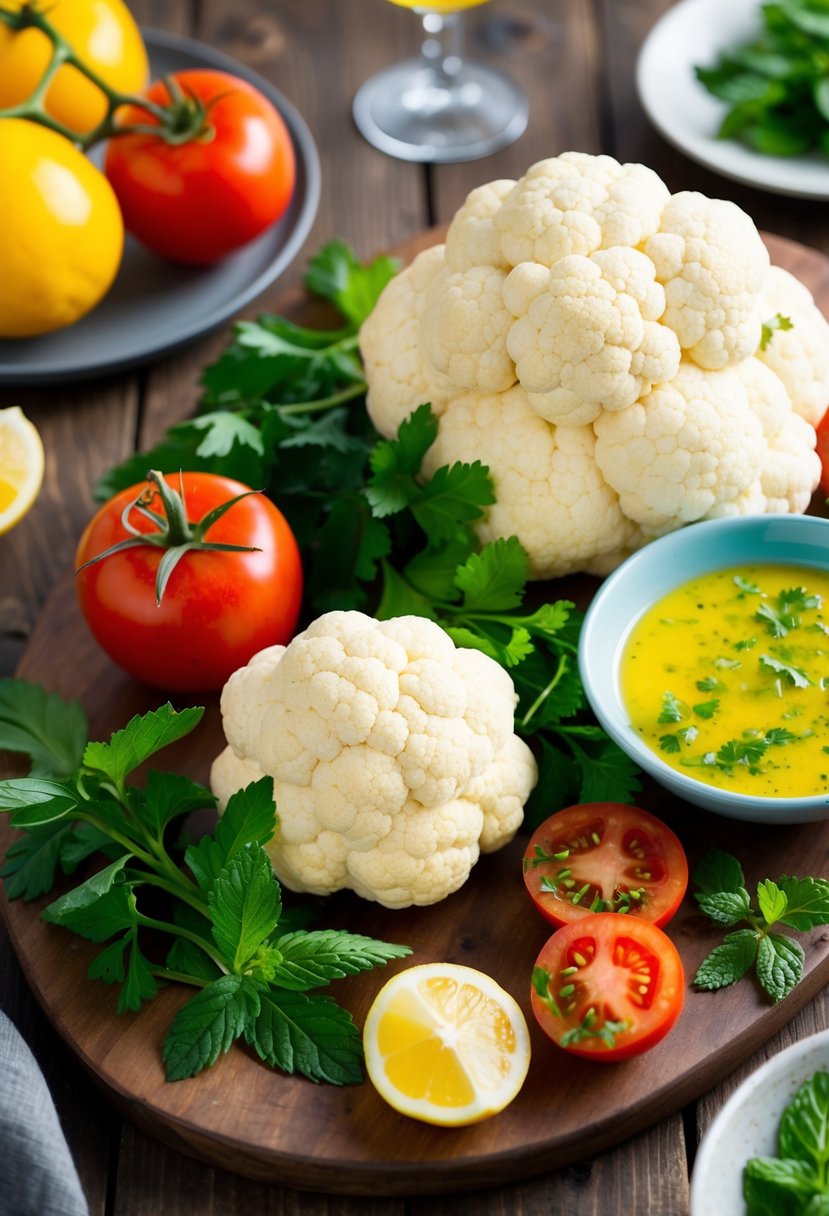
[
  {"x1": 75, "y1": 472, "x2": 303, "y2": 692},
  {"x1": 523, "y1": 803, "x2": 689, "y2": 929},
  {"x1": 104, "y1": 70, "x2": 297, "y2": 264},
  {"x1": 531, "y1": 913, "x2": 685, "y2": 1062},
  {"x1": 0, "y1": 0, "x2": 148, "y2": 134}
]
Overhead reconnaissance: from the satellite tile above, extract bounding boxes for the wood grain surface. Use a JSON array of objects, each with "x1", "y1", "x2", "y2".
[{"x1": 2, "y1": 229, "x2": 829, "y2": 1196}]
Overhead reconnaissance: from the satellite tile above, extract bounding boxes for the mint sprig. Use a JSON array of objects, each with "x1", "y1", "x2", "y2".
[
  {"x1": 693, "y1": 848, "x2": 829, "y2": 1002},
  {"x1": 0, "y1": 679, "x2": 410, "y2": 1083},
  {"x1": 744, "y1": 1070, "x2": 829, "y2": 1213}
]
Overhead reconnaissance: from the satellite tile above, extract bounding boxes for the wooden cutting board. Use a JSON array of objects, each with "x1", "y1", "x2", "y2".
[{"x1": 2, "y1": 232, "x2": 829, "y2": 1197}]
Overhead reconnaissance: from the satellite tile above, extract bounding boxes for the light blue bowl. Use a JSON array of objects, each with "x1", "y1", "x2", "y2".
[{"x1": 578, "y1": 515, "x2": 829, "y2": 825}]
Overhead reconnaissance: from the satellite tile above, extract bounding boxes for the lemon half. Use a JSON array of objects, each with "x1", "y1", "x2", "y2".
[
  {"x1": 363, "y1": 962, "x2": 531, "y2": 1126},
  {"x1": 0, "y1": 407, "x2": 45, "y2": 535}
]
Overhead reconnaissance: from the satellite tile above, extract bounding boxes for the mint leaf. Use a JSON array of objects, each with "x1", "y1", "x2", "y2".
[
  {"x1": 776, "y1": 877, "x2": 829, "y2": 931},
  {"x1": 453, "y1": 536, "x2": 528, "y2": 613},
  {"x1": 0, "y1": 679, "x2": 87, "y2": 778},
  {"x1": 163, "y1": 975, "x2": 260, "y2": 1080},
  {"x1": 83, "y1": 705, "x2": 204, "y2": 787},
  {"x1": 208, "y1": 843, "x2": 281, "y2": 970},
  {"x1": 778, "y1": 1070, "x2": 829, "y2": 1170},
  {"x1": 166, "y1": 937, "x2": 223, "y2": 984},
  {"x1": 694, "y1": 848, "x2": 745, "y2": 895},
  {"x1": 245, "y1": 988, "x2": 364, "y2": 1085},
  {"x1": 756, "y1": 932, "x2": 804, "y2": 1002},
  {"x1": 694, "y1": 929, "x2": 759, "y2": 990},
  {"x1": 697, "y1": 889, "x2": 754, "y2": 925},
  {"x1": 269, "y1": 930, "x2": 411, "y2": 991},
  {"x1": 186, "y1": 777, "x2": 277, "y2": 891},
  {"x1": 744, "y1": 1156, "x2": 825, "y2": 1210},
  {"x1": 757, "y1": 879, "x2": 788, "y2": 925}
]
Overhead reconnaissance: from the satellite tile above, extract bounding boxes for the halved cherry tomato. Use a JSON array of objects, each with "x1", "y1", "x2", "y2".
[
  {"x1": 523, "y1": 803, "x2": 688, "y2": 928},
  {"x1": 817, "y1": 409, "x2": 829, "y2": 494},
  {"x1": 530, "y1": 913, "x2": 685, "y2": 1061}
]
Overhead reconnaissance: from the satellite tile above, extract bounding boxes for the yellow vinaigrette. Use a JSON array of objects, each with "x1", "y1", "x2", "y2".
[{"x1": 622, "y1": 564, "x2": 829, "y2": 798}]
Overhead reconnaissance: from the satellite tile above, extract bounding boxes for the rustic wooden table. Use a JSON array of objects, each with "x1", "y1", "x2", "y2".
[{"x1": 2, "y1": 0, "x2": 829, "y2": 1212}]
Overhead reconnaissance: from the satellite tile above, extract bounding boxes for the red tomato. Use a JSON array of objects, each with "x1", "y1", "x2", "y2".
[
  {"x1": 523, "y1": 803, "x2": 688, "y2": 928},
  {"x1": 75, "y1": 473, "x2": 303, "y2": 691},
  {"x1": 530, "y1": 913, "x2": 685, "y2": 1061},
  {"x1": 104, "y1": 70, "x2": 296, "y2": 264},
  {"x1": 817, "y1": 409, "x2": 829, "y2": 494}
]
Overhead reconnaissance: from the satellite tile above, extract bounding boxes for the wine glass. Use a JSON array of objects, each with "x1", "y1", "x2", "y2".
[{"x1": 352, "y1": 0, "x2": 528, "y2": 163}]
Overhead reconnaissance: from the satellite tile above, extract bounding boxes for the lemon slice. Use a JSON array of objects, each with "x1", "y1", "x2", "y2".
[
  {"x1": 363, "y1": 963, "x2": 531, "y2": 1126},
  {"x1": 0, "y1": 407, "x2": 45, "y2": 535}
]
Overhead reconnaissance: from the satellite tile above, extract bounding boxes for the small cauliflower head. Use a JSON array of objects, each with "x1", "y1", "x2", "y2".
[{"x1": 210, "y1": 612, "x2": 537, "y2": 909}]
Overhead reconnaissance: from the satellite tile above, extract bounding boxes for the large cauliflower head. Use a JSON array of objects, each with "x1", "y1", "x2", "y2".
[
  {"x1": 359, "y1": 151, "x2": 829, "y2": 578},
  {"x1": 210, "y1": 612, "x2": 538, "y2": 909}
]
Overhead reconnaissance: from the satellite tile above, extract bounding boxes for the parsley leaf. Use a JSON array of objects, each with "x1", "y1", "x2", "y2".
[
  {"x1": 759, "y1": 654, "x2": 811, "y2": 688},
  {"x1": 760, "y1": 312, "x2": 794, "y2": 351},
  {"x1": 0, "y1": 679, "x2": 87, "y2": 778},
  {"x1": 658, "y1": 691, "x2": 689, "y2": 723},
  {"x1": 83, "y1": 705, "x2": 204, "y2": 788}
]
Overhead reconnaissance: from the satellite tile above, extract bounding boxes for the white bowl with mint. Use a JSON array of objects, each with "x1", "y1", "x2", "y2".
[{"x1": 690, "y1": 1028, "x2": 829, "y2": 1215}]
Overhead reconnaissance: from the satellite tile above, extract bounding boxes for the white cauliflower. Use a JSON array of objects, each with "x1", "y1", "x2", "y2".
[
  {"x1": 359, "y1": 151, "x2": 828, "y2": 578},
  {"x1": 210, "y1": 612, "x2": 537, "y2": 910}
]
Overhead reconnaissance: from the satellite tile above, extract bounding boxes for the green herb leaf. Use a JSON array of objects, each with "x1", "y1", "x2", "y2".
[
  {"x1": 0, "y1": 820, "x2": 75, "y2": 900},
  {"x1": 208, "y1": 843, "x2": 282, "y2": 972},
  {"x1": 744, "y1": 1156, "x2": 825, "y2": 1211},
  {"x1": 0, "y1": 777, "x2": 78, "y2": 826},
  {"x1": 694, "y1": 849, "x2": 746, "y2": 896},
  {"x1": 453, "y1": 536, "x2": 528, "y2": 613},
  {"x1": 304, "y1": 240, "x2": 399, "y2": 327},
  {"x1": 760, "y1": 312, "x2": 794, "y2": 351},
  {"x1": 775, "y1": 877, "x2": 829, "y2": 931},
  {"x1": 42, "y1": 857, "x2": 133, "y2": 941},
  {"x1": 268, "y1": 930, "x2": 411, "y2": 991},
  {"x1": 410, "y1": 460, "x2": 495, "y2": 542},
  {"x1": 364, "y1": 403, "x2": 438, "y2": 516},
  {"x1": 245, "y1": 988, "x2": 364, "y2": 1085},
  {"x1": 697, "y1": 888, "x2": 754, "y2": 925},
  {"x1": 756, "y1": 932, "x2": 804, "y2": 1002},
  {"x1": 126, "y1": 771, "x2": 215, "y2": 839},
  {"x1": 163, "y1": 974, "x2": 261, "y2": 1080},
  {"x1": 0, "y1": 678, "x2": 87, "y2": 778},
  {"x1": 693, "y1": 699, "x2": 720, "y2": 719},
  {"x1": 89, "y1": 932, "x2": 158, "y2": 1014},
  {"x1": 694, "y1": 929, "x2": 759, "y2": 990},
  {"x1": 567, "y1": 735, "x2": 642, "y2": 805},
  {"x1": 83, "y1": 705, "x2": 204, "y2": 787},
  {"x1": 778, "y1": 1070, "x2": 829, "y2": 1171},
  {"x1": 186, "y1": 777, "x2": 276, "y2": 892},
  {"x1": 757, "y1": 878, "x2": 789, "y2": 925},
  {"x1": 658, "y1": 691, "x2": 689, "y2": 723},
  {"x1": 759, "y1": 654, "x2": 811, "y2": 688}
]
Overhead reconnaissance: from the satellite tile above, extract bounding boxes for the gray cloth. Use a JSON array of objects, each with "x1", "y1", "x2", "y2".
[{"x1": 0, "y1": 1012, "x2": 89, "y2": 1216}]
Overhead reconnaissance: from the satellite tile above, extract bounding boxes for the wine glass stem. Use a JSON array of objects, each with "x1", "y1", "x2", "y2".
[{"x1": 419, "y1": 10, "x2": 463, "y2": 88}]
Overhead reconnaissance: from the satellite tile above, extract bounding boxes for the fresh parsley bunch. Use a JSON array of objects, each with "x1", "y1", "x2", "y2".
[
  {"x1": 0, "y1": 679, "x2": 410, "y2": 1083},
  {"x1": 693, "y1": 848, "x2": 829, "y2": 1002},
  {"x1": 695, "y1": 0, "x2": 829, "y2": 157}
]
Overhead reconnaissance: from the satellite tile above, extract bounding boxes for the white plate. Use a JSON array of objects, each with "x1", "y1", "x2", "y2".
[
  {"x1": 0, "y1": 28, "x2": 321, "y2": 385},
  {"x1": 690, "y1": 1028, "x2": 829, "y2": 1215},
  {"x1": 636, "y1": 0, "x2": 829, "y2": 199}
]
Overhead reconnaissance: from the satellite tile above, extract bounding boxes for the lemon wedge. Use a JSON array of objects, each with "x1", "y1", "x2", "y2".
[
  {"x1": 0, "y1": 407, "x2": 45, "y2": 535},
  {"x1": 363, "y1": 962, "x2": 531, "y2": 1126}
]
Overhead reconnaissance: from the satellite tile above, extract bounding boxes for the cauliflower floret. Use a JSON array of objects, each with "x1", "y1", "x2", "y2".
[
  {"x1": 504, "y1": 248, "x2": 680, "y2": 424},
  {"x1": 495, "y1": 151, "x2": 670, "y2": 267},
  {"x1": 210, "y1": 612, "x2": 537, "y2": 909},
  {"x1": 360, "y1": 244, "x2": 457, "y2": 438},
  {"x1": 756, "y1": 266, "x2": 829, "y2": 427},
  {"x1": 644, "y1": 192, "x2": 769, "y2": 370},
  {"x1": 421, "y1": 264, "x2": 516, "y2": 393},
  {"x1": 593, "y1": 362, "x2": 767, "y2": 533},
  {"x1": 423, "y1": 386, "x2": 645, "y2": 579},
  {"x1": 444, "y1": 179, "x2": 516, "y2": 271}
]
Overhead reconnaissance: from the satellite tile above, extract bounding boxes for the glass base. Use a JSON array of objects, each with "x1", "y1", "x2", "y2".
[{"x1": 352, "y1": 58, "x2": 528, "y2": 163}]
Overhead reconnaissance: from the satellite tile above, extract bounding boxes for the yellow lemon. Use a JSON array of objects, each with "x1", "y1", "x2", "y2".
[
  {"x1": 362, "y1": 963, "x2": 531, "y2": 1126},
  {"x1": 0, "y1": 407, "x2": 45, "y2": 535}
]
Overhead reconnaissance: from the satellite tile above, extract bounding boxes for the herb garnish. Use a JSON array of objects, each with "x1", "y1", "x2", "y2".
[
  {"x1": 692, "y1": 849, "x2": 829, "y2": 1002},
  {"x1": 743, "y1": 1070, "x2": 829, "y2": 1214},
  {"x1": 0, "y1": 679, "x2": 410, "y2": 1083}
]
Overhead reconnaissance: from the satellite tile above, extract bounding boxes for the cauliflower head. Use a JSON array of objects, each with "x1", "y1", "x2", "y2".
[
  {"x1": 210, "y1": 612, "x2": 537, "y2": 909},
  {"x1": 359, "y1": 151, "x2": 828, "y2": 578}
]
